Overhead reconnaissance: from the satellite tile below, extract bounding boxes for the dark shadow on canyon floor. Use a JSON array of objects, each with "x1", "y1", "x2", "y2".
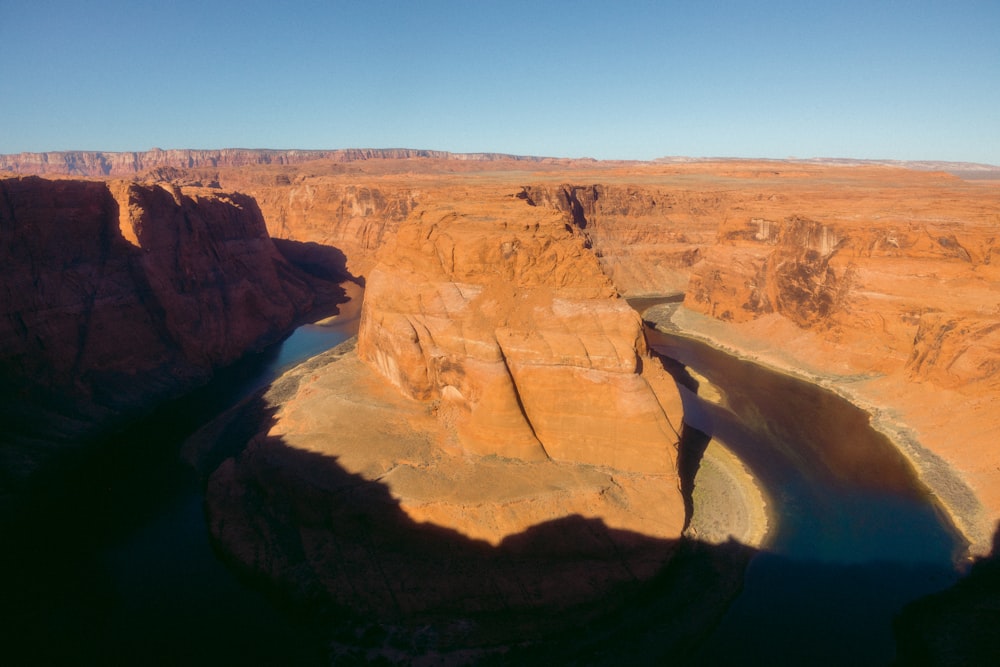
[
  {"x1": 192, "y1": 389, "x2": 757, "y2": 665},
  {"x1": 274, "y1": 238, "x2": 364, "y2": 287},
  {"x1": 1, "y1": 320, "x2": 991, "y2": 665},
  {"x1": 171, "y1": 366, "x2": 968, "y2": 665}
]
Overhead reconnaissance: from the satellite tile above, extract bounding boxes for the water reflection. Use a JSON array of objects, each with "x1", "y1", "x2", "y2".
[{"x1": 641, "y1": 314, "x2": 962, "y2": 665}]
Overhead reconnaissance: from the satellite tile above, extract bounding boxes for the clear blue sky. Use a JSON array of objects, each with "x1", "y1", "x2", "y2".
[{"x1": 2, "y1": 0, "x2": 998, "y2": 163}]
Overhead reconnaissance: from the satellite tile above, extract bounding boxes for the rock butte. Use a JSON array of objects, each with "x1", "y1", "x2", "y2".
[
  {"x1": 3, "y1": 149, "x2": 1000, "y2": 654},
  {"x1": 188, "y1": 152, "x2": 999, "y2": 557}
]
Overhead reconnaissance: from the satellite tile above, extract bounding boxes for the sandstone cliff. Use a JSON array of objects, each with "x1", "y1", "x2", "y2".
[
  {"x1": 518, "y1": 184, "x2": 720, "y2": 296},
  {"x1": 0, "y1": 176, "x2": 338, "y2": 506},
  {"x1": 0, "y1": 148, "x2": 554, "y2": 178},
  {"x1": 672, "y1": 166, "x2": 1000, "y2": 551},
  {"x1": 357, "y1": 189, "x2": 685, "y2": 473},
  {"x1": 244, "y1": 181, "x2": 418, "y2": 278},
  {"x1": 197, "y1": 189, "x2": 690, "y2": 653}
]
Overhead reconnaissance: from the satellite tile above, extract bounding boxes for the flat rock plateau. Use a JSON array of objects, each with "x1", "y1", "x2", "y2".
[{"x1": 3, "y1": 149, "x2": 999, "y2": 663}]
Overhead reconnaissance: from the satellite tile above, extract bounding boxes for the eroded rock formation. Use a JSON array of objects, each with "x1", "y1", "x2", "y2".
[
  {"x1": 0, "y1": 176, "x2": 340, "y2": 507},
  {"x1": 198, "y1": 189, "x2": 690, "y2": 653},
  {"x1": 358, "y1": 189, "x2": 684, "y2": 472}
]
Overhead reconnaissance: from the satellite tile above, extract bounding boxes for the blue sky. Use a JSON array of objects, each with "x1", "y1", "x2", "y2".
[{"x1": 2, "y1": 1, "x2": 998, "y2": 163}]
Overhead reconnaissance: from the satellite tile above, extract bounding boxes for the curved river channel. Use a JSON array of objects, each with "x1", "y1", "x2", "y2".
[
  {"x1": 4, "y1": 290, "x2": 964, "y2": 665},
  {"x1": 636, "y1": 299, "x2": 963, "y2": 665}
]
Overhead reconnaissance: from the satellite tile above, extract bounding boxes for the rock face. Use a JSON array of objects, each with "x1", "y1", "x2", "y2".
[
  {"x1": 0, "y1": 176, "x2": 336, "y2": 503},
  {"x1": 357, "y1": 189, "x2": 684, "y2": 473},
  {"x1": 518, "y1": 184, "x2": 720, "y2": 296},
  {"x1": 198, "y1": 189, "x2": 689, "y2": 654},
  {"x1": 675, "y1": 166, "x2": 1000, "y2": 551},
  {"x1": 687, "y1": 215, "x2": 851, "y2": 326},
  {"x1": 247, "y1": 181, "x2": 419, "y2": 278},
  {"x1": 0, "y1": 148, "x2": 553, "y2": 177}
]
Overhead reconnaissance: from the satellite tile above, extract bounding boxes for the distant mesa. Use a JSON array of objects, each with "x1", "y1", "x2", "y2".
[{"x1": 0, "y1": 148, "x2": 563, "y2": 177}]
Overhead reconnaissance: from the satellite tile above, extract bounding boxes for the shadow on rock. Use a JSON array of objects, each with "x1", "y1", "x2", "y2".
[
  {"x1": 274, "y1": 238, "x2": 364, "y2": 287},
  {"x1": 194, "y1": 381, "x2": 754, "y2": 664},
  {"x1": 895, "y1": 522, "x2": 1000, "y2": 666}
]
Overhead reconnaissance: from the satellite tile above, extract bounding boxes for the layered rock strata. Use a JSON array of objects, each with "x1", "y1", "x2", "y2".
[
  {"x1": 201, "y1": 190, "x2": 689, "y2": 651},
  {"x1": 357, "y1": 189, "x2": 685, "y2": 473},
  {"x1": 0, "y1": 176, "x2": 337, "y2": 506},
  {"x1": 677, "y1": 168, "x2": 1000, "y2": 552},
  {"x1": 518, "y1": 184, "x2": 720, "y2": 296}
]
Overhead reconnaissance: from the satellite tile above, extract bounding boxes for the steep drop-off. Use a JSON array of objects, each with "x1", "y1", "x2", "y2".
[
  {"x1": 672, "y1": 167, "x2": 1000, "y2": 552},
  {"x1": 0, "y1": 176, "x2": 340, "y2": 512},
  {"x1": 517, "y1": 184, "x2": 719, "y2": 295},
  {"x1": 199, "y1": 189, "x2": 690, "y2": 656}
]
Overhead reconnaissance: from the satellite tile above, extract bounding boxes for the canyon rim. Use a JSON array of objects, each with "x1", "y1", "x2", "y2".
[{"x1": 2, "y1": 149, "x2": 999, "y2": 663}]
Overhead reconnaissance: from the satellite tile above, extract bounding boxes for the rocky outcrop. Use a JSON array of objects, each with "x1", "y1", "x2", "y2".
[
  {"x1": 197, "y1": 190, "x2": 690, "y2": 654},
  {"x1": 518, "y1": 184, "x2": 720, "y2": 295},
  {"x1": 357, "y1": 190, "x2": 685, "y2": 473},
  {"x1": 0, "y1": 176, "x2": 339, "y2": 505}
]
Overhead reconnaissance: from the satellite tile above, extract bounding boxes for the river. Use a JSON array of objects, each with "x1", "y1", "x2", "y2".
[
  {"x1": 637, "y1": 301, "x2": 963, "y2": 665},
  {"x1": 2, "y1": 286, "x2": 362, "y2": 665},
  {"x1": 3, "y1": 290, "x2": 964, "y2": 665}
]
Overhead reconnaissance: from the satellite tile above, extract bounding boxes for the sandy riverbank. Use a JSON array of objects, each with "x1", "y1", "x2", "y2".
[{"x1": 685, "y1": 439, "x2": 771, "y2": 548}]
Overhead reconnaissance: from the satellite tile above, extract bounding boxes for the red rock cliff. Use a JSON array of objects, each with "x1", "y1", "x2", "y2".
[
  {"x1": 357, "y1": 188, "x2": 685, "y2": 474},
  {"x1": 0, "y1": 176, "x2": 332, "y2": 502},
  {"x1": 518, "y1": 183, "x2": 721, "y2": 295}
]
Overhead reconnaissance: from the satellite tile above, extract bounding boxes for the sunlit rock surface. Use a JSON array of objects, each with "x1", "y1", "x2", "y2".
[
  {"x1": 357, "y1": 190, "x2": 685, "y2": 472},
  {"x1": 200, "y1": 190, "x2": 689, "y2": 651}
]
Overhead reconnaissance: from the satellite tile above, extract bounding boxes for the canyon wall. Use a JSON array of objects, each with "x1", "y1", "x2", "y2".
[
  {"x1": 683, "y1": 182, "x2": 1000, "y2": 381},
  {"x1": 518, "y1": 184, "x2": 720, "y2": 296},
  {"x1": 671, "y1": 168, "x2": 1000, "y2": 550},
  {"x1": 357, "y1": 189, "x2": 685, "y2": 473},
  {"x1": 0, "y1": 176, "x2": 338, "y2": 506},
  {"x1": 238, "y1": 180, "x2": 419, "y2": 278},
  {"x1": 0, "y1": 148, "x2": 554, "y2": 178}
]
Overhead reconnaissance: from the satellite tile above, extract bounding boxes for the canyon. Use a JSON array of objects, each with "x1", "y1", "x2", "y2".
[
  {"x1": 0, "y1": 175, "x2": 345, "y2": 520},
  {"x1": 2, "y1": 149, "x2": 999, "y2": 663}
]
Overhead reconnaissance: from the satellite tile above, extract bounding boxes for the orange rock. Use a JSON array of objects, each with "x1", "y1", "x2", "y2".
[
  {"x1": 0, "y1": 176, "x2": 336, "y2": 500},
  {"x1": 357, "y1": 189, "x2": 684, "y2": 474}
]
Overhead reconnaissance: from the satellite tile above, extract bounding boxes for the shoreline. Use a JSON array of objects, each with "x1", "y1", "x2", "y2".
[
  {"x1": 645, "y1": 302, "x2": 985, "y2": 559},
  {"x1": 685, "y1": 438, "x2": 772, "y2": 548}
]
